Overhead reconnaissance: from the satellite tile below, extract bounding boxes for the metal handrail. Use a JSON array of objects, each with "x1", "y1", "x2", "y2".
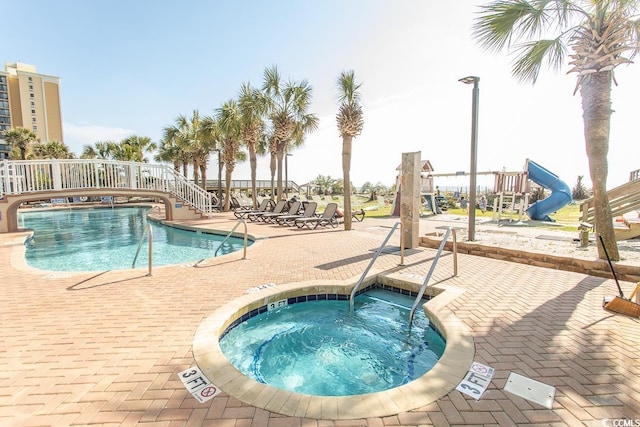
[
  {"x1": 349, "y1": 221, "x2": 404, "y2": 311},
  {"x1": 408, "y1": 226, "x2": 458, "y2": 324},
  {"x1": 193, "y1": 220, "x2": 248, "y2": 267},
  {"x1": 132, "y1": 223, "x2": 153, "y2": 276}
]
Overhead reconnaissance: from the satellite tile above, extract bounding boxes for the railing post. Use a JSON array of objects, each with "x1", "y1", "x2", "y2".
[
  {"x1": 93, "y1": 159, "x2": 101, "y2": 188},
  {"x1": 51, "y1": 159, "x2": 62, "y2": 190},
  {"x1": 2, "y1": 160, "x2": 10, "y2": 195}
]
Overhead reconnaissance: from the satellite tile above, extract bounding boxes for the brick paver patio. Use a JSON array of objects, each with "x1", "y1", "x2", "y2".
[{"x1": 1, "y1": 211, "x2": 639, "y2": 426}]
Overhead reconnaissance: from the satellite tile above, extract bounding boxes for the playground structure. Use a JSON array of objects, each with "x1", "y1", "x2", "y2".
[
  {"x1": 390, "y1": 160, "x2": 436, "y2": 217},
  {"x1": 579, "y1": 168, "x2": 640, "y2": 245},
  {"x1": 491, "y1": 159, "x2": 572, "y2": 222},
  {"x1": 415, "y1": 158, "x2": 571, "y2": 223}
]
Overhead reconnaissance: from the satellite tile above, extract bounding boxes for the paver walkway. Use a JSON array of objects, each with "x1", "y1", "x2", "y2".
[{"x1": 1, "y1": 210, "x2": 639, "y2": 426}]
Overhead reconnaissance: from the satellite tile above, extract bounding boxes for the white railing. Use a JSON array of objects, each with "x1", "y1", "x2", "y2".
[{"x1": 0, "y1": 159, "x2": 214, "y2": 216}]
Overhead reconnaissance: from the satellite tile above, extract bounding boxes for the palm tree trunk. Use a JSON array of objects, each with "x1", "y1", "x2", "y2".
[
  {"x1": 276, "y1": 147, "x2": 284, "y2": 200},
  {"x1": 200, "y1": 164, "x2": 207, "y2": 190},
  {"x1": 342, "y1": 135, "x2": 353, "y2": 230},
  {"x1": 224, "y1": 167, "x2": 233, "y2": 211},
  {"x1": 270, "y1": 152, "x2": 276, "y2": 201},
  {"x1": 580, "y1": 72, "x2": 619, "y2": 260},
  {"x1": 249, "y1": 143, "x2": 258, "y2": 209},
  {"x1": 193, "y1": 158, "x2": 201, "y2": 187}
]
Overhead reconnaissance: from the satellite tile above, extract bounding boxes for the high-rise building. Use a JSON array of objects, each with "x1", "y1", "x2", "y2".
[{"x1": 0, "y1": 62, "x2": 63, "y2": 159}]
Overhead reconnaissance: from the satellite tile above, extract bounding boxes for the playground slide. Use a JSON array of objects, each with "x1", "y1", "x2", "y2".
[{"x1": 525, "y1": 159, "x2": 572, "y2": 222}]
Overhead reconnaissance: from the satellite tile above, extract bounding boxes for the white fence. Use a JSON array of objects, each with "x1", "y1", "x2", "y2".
[{"x1": 0, "y1": 159, "x2": 214, "y2": 216}]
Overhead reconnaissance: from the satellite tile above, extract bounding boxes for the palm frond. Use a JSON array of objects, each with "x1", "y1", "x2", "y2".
[{"x1": 512, "y1": 38, "x2": 567, "y2": 82}]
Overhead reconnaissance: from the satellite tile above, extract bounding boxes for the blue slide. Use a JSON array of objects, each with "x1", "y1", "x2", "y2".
[{"x1": 525, "y1": 159, "x2": 572, "y2": 222}]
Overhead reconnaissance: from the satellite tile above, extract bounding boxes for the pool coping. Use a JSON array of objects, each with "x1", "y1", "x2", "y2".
[{"x1": 192, "y1": 271, "x2": 474, "y2": 420}]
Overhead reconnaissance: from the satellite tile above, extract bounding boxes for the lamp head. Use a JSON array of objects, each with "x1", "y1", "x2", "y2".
[{"x1": 458, "y1": 76, "x2": 480, "y2": 85}]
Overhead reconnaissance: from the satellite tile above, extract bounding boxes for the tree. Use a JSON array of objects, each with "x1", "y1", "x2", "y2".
[
  {"x1": 119, "y1": 135, "x2": 157, "y2": 162},
  {"x1": 162, "y1": 119, "x2": 192, "y2": 177},
  {"x1": 81, "y1": 141, "x2": 114, "y2": 159},
  {"x1": 163, "y1": 111, "x2": 215, "y2": 187},
  {"x1": 472, "y1": 0, "x2": 640, "y2": 261},
  {"x1": 572, "y1": 175, "x2": 591, "y2": 200},
  {"x1": 336, "y1": 70, "x2": 364, "y2": 230},
  {"x1": 32, "y1": 141, "x2": 75, "y2": 159},
  {"x1": 154, "y1": 136, "x2": 183, "y2": 173},
  {"x1": 262, "y1": 65, "x2": 319, "y2": 199},
  {"x1": 238, "y1": 82, "x2": 266, "y2": 208},
  {"x1": 2, "y1": 127, "x2": 39, "y2": 160},
  {"x1": 217, "y1": 100, "x2": 242, "y2": 211}
]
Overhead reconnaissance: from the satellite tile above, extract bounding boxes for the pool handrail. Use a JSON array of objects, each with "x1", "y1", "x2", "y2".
[
  {"x1": 408, "y1": 226, "x2": 458, "y2": 324},
  {"x1": 349, "y1": 221, "x2": 404, "y2": 311},
  {"x1": 132, "y1": 222, "x2": 153, "y2": 276},
  {"x1": 192, "y1": 219, "x2": 248, "y2": 266}
]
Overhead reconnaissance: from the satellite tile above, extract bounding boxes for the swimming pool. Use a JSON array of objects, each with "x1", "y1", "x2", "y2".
[
  {"x1": 193, "y1": 278, "x2": 474, "y2": 419},
  {"x1": 19, "y1": 206, "x2": 250, "y2": 271},
  {"x1": 219, "y1": 288, "x2": 445, "y2": 396}
]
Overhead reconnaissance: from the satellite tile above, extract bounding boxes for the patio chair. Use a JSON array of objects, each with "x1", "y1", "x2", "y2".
[
  {"x1": 260, "y1": 201, "x2": 301, "y2": 224},
  {"x1": 294, "y1": 203, "x2": 339, "y2": 229},
  {"x1": 247, "y1": 200, "x2": 287, "y2": 222},
  {"x1": 234, "y1": 198, "x2": 272, "y2": 219},
  {"x1": 275, "y1": 201, "x2": 318, "y2": 226}
]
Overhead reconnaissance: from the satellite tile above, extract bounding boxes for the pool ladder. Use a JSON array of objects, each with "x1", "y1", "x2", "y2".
[
  {"x1": 348, "y1": 224, "x2": 459, "y2": 325},
  {"x1": 132, "y1": 223, "x2": 153, "y2": 276},
  {"x1": 194, "y1": 219, "x2": 248, "y2": 266},
  {"x1": 407, "y1": 226, "x2": 458, "y2": 325},
  {"x1": 349, "y1": 221, "x2": 404, "y2": 311}
]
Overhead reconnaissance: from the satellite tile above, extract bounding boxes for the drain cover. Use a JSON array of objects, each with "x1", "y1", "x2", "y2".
[{"x1": 503, "y1": 372, "x2": 555, "y2": 409}]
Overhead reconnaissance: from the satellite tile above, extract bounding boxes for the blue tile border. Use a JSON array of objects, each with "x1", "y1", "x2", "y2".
[{"x1": 220, "y1": 284, "x2": 433, "y2": 339}]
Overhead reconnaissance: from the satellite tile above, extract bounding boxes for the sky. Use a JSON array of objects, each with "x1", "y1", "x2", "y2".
[{"x1": 2, "y1": 0, "x2": 638, "y2": 190}]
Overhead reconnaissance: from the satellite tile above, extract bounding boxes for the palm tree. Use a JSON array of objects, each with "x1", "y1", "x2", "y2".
[
  {"x1": 2, "y1": 127, "x2": 39, "y2": 160},
  {"x1": 336, "y1": 70, "x2": 364, "y2": 230},
  {"x1": 119, "y1": 135, "x2": 157, "y2": 162},
  {"x1": 217, "y1": 100, "x2": 242, "y2": 211},
  {"x1": 164, "y1": 111, "x2": 215, "y2": 187},
  {"x1": 262, "y1": 65, "x2": 319, "y2": 199},
  {"x1": 81, "y1": 141, "x2": 114, "y2": 159},
  {"x1": 154, "y1": 136, "x2": 183, "y2": 173},
  {"x1": 472, "y1": 0, "x2": 639, "y2": 261},
  {"x1": 32, "y1": 141, "x2": 75, "y2": 159},
  {"x1": 162, "y1": 120, "x2": 192, "y2": 177},
  {"x1": 238, "y1": 82, "x2": 266, "y2": 208}
]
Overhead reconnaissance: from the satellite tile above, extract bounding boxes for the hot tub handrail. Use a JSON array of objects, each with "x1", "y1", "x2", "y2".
[
  {"x1": 213, "y1": 219, "x2": 248, "y2": 259},
  {"x1": 408, "y1": 226, "x2": 458, "y2": 324},
  {"x1": 349, "y1": 221, "x2": 404, "y2": 311},
  {"x1": 132, "y1": 222, "x2": 153, "y2": 276}
]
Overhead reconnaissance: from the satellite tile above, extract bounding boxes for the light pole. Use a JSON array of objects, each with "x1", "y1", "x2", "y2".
[
  {"x1": 285, "y1": 153, "x2": 292, "y2": 200},
  {"x1": 215, "y1": 149, "x2": 223, "y2": 210},
  {"x1": 458, "y1": 76, "x2": 480, "y2": 241}
]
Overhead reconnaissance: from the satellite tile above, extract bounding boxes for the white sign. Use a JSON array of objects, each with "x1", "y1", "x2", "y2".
[
  {"x1": 178, "y1": 366, "x2": 220, "y2": 403},
  {"x1": 456, "y1": 362, "x2": 494, "y2": 400}
]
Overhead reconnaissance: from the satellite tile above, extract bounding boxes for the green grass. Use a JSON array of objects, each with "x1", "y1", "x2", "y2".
[{"x1": 354, "y1": 198, "x2": 583, "y2": 232}]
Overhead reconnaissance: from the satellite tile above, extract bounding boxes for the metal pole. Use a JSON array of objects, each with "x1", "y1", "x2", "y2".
[
  {"x1": 285, "y1": 154, "x2": 288, "y2": 200},
  {"x1": 217, "y1": 149, "x2": 222, "y2": 210},
  {"x1": 469, "y1": 79, "x2": 479, "y2": 241},
  {"x1": 459, "y1": 76, "x2": 480, "y2": 241}
]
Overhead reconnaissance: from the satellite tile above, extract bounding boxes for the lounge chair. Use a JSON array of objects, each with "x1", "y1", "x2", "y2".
[
  {"x1": 260, "y1": 201, "x2": 301, "y2": 224},
  {"x1": 294, "y1": 203, "x2": 339, "y2": 229},
  {"x1": 247, "y1": 200, "x2": 287, "y2": 222},
  {"x1": 352, "y1": 208, "x2": 366, "y2": 222},
  {"x1": 234, "y1": 199, "x2": 273, "y2": 219},
  {"x1": 275, "y1": 201, "x2": 318, "y2": 226}
]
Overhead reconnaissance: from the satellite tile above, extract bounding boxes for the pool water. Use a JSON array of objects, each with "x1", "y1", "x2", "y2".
[
  {"x1": 19, "y1": 207, "x2": 249, "y2": 271},
  {"x1": 219, "y1": 289, "x2": 446, "y2": 396}
]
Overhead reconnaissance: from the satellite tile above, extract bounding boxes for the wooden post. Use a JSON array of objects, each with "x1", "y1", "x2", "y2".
[{"x1": 400, "y1": 152, "x2": 421, "y2": 249}]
